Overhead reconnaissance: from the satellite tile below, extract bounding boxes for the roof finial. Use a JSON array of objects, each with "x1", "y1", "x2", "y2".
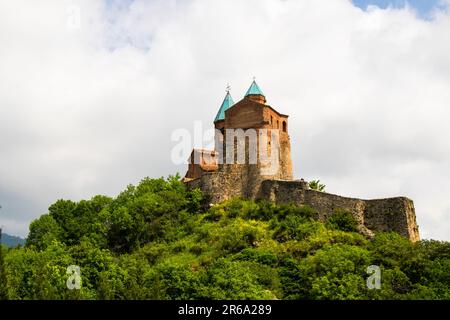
[
  {"x1": 245, "y1": 78, "x2": 264, "y2": 97},
  {"x1": 252, "y1": 76, "x2": 256, "y2": 82},
  {"x1": 214, "y1": 86, "x2": 235, "y2": 122}
]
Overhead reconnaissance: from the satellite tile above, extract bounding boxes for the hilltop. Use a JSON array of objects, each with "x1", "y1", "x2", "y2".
[
  {"x1": 184, "y1": 79, "x2": 419, "y2": 242},
  {"x1": 0, "y1": 175, "x2": 448, "y2": 300}
]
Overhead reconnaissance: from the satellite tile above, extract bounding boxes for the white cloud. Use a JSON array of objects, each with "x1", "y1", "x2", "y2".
[{"x1": 0, "y1": 0, "x2": 449, "y2": 241}]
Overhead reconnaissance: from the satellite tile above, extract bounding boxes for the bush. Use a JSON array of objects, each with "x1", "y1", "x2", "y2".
[
  {"x1": 326, "y1": 209, "x2": 358, "y2": 232},
  {"x1": 216, "y1": 219, "x2": 267, "y2": 253}
]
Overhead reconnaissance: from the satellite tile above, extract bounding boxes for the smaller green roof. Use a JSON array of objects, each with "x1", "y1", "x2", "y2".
[
  {"x1": 245, "y1": 80, "x2": 264, "y2": 96},
  {"x1": 214, "y1": 92, "x2": 235, "y2": 122}
]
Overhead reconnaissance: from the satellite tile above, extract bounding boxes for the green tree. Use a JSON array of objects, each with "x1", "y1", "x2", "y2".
[
  {"x1": 5, "y1": 240, "x2": 95, "y2": 300},
  {"x1": 309, "y1": 180, "x2": 326, "y2": 191},
  {"x1": 27, "y1": 214, "x2": 62, "y2": 251},
  {"x1": 0, "y1": 228, "x2": 8, "y2": 300},
  {"x1": 197, "y1": 258, "x2": 277, "y2": 299}
]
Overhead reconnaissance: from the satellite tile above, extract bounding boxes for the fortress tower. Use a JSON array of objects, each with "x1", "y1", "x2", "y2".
[{"x1": 184, "y1": 80, "x2": 420, "y2": 242}]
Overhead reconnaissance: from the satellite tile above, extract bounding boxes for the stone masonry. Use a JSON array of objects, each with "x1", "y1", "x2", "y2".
[{"x1": 184, "y1": 81, "x2": 420, "y2": 242}]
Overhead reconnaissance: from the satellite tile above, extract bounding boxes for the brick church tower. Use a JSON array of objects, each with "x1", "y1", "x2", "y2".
[
  {"x1": 185, "y1": 80, "x2": 293, "y2": 197},
  {"x1": 215, "y1": 81, "x2": 293, "y2": 186}
]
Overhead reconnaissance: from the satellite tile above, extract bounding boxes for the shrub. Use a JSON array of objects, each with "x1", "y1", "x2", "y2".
[{"x1": 326, "y1": 209, "x2": 358, "y2": 232}]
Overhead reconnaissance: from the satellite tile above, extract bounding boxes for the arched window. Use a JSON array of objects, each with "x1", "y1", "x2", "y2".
[
  {"x1": 282, "y1": 121, "x2": 287, "y2": 132},
  {"x1": 270, "y1": 116, "x2": 273, "y2": 125},
  {"x1": 276, "y1": 120, "x2": 279, "y2": 129}
]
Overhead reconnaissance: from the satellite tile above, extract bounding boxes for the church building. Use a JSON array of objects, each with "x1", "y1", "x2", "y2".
[{"x1": 184, "y1": 80, "x2": 420, "y2": 242}]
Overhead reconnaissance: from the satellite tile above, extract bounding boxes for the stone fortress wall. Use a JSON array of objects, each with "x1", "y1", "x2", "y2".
[
  {"x1": 186, "y1": 176, "x2": 420, "y2": 242},
  {"x1": 260, "y1": 180, "x2": 420, "y2": 241}
]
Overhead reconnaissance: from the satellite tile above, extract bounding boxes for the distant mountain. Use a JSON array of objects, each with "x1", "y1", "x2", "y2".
[{"x1": 1, "y1": 233, "x2": 25, "y2": 247}]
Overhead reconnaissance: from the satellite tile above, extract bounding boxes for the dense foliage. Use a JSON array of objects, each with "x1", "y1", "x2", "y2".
[{"x1": 1, "y1": 175, "x2": 449, "y2": 300}]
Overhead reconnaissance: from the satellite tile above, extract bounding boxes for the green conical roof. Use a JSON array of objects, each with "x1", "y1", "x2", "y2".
[
  {"x1": 245, "y1": 80, "x2": 264, "y2": 96},
  {"x1": 214, "y1": 91, "x2": 235, "y2": 122}
]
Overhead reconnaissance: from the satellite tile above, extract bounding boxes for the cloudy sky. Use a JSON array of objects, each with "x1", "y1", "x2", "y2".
[{"x1": 0, "y1": 0, "x2": 449, "y2": 241}]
